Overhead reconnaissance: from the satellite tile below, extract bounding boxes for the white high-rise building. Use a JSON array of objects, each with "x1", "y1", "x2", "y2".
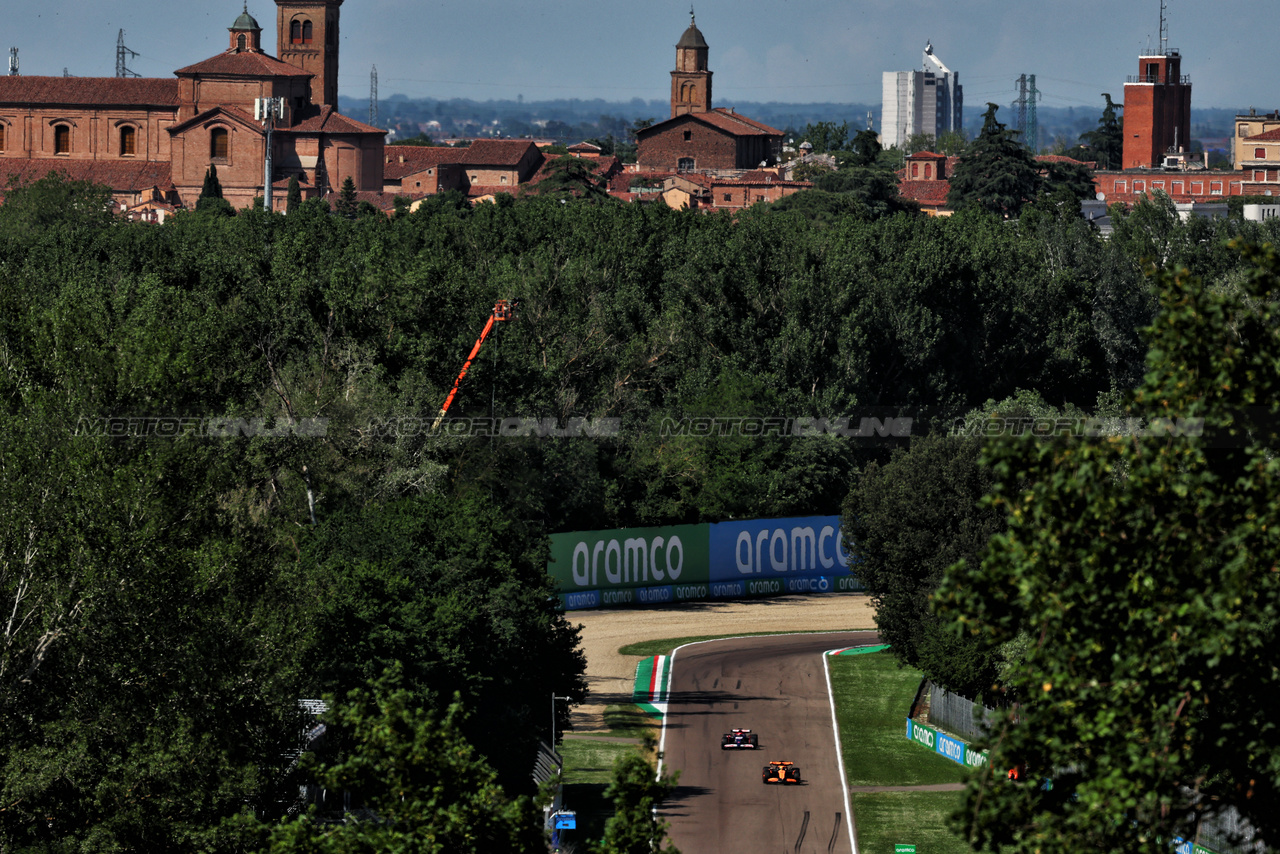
[{"x1": 881, "y1": 42, "x2": 963, "y2": 150}]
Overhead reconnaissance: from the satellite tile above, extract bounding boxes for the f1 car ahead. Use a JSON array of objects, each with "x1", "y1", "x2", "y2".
[
  {"x1": 721, "y1": 728, "x2": 758, "y2": 749},
  {"x1": 762, "y1": 760, "x2": 801, "y2": 784}
]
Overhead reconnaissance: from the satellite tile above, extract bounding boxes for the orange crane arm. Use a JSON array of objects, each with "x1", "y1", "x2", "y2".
[{"x1": 431, "y1": 300, "x2": 517, "y2": 431}]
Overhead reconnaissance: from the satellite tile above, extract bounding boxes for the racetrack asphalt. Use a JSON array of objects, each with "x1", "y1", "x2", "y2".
[{"x1": 658, "y1": 631, "x2": 880, "y2": 854}]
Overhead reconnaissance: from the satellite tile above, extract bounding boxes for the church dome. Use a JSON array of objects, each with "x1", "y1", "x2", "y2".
[{"x1": 231, "y1": 6, "x2": 261, "y2": 31}]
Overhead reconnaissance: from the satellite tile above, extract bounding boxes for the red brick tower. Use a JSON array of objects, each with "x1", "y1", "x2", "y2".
[
  {"x1": 1121, "y1": 50, "x2": 1192, "y2": 170},
  {"x1": 275, "y1": 0, "x2": 343, "y2": 108},
  {"x1": 670, "y1": 11, "x2": 712, "y2": 117}
]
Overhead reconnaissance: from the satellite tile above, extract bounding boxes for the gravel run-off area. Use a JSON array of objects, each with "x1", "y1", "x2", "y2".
[{"x1": 567, "y1": 593, "x2": 877, "y2": 732}]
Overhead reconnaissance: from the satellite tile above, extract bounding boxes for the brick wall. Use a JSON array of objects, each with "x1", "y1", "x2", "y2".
[
  {"x1": 0, "y1": 106, "x2": 176, "y2": 161},
  {"x1": 638, "y1": 117, "x2": 738, "y2": 172}
]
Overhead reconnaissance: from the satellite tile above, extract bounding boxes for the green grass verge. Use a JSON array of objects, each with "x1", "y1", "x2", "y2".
[
  {"x1": 618, "y1": 629, "x2": 874, "y2": 658},
  {"x1": 601, "y1": 703, "x2": 659, "y2": 738},
  {"x1": 559, "y1": 737, "x2": 643, "y2": 845},
  {"x1": 851, "y1": 791, "x2": 970, "y2": 854},
  {"x1": 829, "y1": 650, "x2": 966, "y2": 787}
]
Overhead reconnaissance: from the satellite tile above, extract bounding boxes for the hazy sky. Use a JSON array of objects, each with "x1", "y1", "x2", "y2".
[{"x1": 7, "y1": 1, "x2": 1275, "y2": 117}]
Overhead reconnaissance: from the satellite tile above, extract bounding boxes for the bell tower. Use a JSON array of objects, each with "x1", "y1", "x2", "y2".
[
  {"x1": 670, "y1": 9, "x2": 712, "y2": 117},
  {"x1": 276, "y1": 0, "x2": 343, "y2": 108}
]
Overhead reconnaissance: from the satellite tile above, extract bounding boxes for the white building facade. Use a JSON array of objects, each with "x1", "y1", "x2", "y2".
[{"x1": 880, "y1": 42, "x2": 962, "y2": 150}]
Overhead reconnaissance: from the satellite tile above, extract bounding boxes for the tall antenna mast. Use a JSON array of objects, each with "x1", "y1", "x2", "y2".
[
  {"x1": 369, "y1": 65, "x2": 378, "y2": 125},
  {"x1": 116, "y1": 30, "x2": 139, "y2": 78},
  {"x1": 1159, "y1": 0, "x2": 1169, "y2": 54},
  {"x1": 8, "y1": 47, "x2": 18, "y2": 76}
]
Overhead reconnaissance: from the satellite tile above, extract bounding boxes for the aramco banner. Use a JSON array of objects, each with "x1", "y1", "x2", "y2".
[{"x1": 548, "y1": 515, "x2": 863, "y2": 610}]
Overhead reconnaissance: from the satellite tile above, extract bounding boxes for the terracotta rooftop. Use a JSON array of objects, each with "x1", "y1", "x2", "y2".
[
  {"x1": 175, "y1": 50, "x2": 312, "y2": 78},
  {"x1": 383, "y1": 146, "x2": 467, "y2": 179},
  {"x1": 716, "y1": 170, "x2": 810, "y2": 188},
  {"x1": 906, "y1": 150, "x2": 948, "y2": 160},
  {"x1": 639, "y1": 108, "x2": 783, "y2": 139},
  {"x1": 1245, "y1": 127, "x2": 1280, "y2": 142},
  {"x1": 460, "y1": 139, "x2": 542, "y2": 167},
  {"x1": 1036, "y1": 154, "x2": 1096, "y2": 168},
  {"x1": 704, "y1": 108, "x2": 783, "y2": 136},
  {"x1": 467, "y1": 184, "x2": 517, "y2": 198},
  {"x1": 0, "y1": 158, "x2": 174, "y2": 193},
  {"x1": 0, "y1": 76, "x2": 178, "y2": 107},
  {"x1": 284, "y1": 105, "x2": 384, "y2": 135},
  {"x1": 898, "y1": 180, "x2": 951, "y2": 205}
]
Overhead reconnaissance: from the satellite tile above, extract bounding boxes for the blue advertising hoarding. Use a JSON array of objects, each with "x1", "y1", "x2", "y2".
[
  {"x1": 708, "y1": 515, "x2": 860, "y2": 590},
  {"x1": 548, "y1": 514, "x2": 863, "y2": 609}
]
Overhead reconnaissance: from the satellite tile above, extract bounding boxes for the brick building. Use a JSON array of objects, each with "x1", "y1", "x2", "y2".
[
  {"x1": 0, "y1": 1, "x2": 384, "y2": 211},
  {"x1": 897, "y1": 151, "x2": 953, "y2": 215},
  {"x1": 382, "y1": 140, "x2": 544, "y2": 196},
  {"x1": 636, "y1": 14, "x2": 782, "y2": 173},
  {"x1": 1121, "y1": 50, "x2": 1191, "y2": 170}
]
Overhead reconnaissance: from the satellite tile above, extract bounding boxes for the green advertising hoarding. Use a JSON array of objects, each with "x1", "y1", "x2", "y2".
[{"x1": 548, "y1": 524, "x2": 710, "y2": 608}]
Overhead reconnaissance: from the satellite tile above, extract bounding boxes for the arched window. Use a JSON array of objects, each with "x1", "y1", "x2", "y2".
[
  {"x1": 237, "y1": 34, "x2": 246, "y2": 51},
  {"x1": 302, "y1": 21, "x2": 313, "y2": 43},
  {"x1": 0, "y1": 123, "x2": 6, "y2": 152},
  {"x1": 210, "y1": 128, "x2": 229, "y2": 161},
  {"x1": 54, "y1": 124, "x2": 70, "y2": 155},
  {"x1": 924, "y1": 163, "x2": 932, "y2": 179},
  {"x1": 678, "y1": 157, "x2": 694, "y2": 172},
  {"x1": 120, "y1": 126, "x2": 136, "y2": 156},
  {"x1": 291, "y1": 20, "x2": 302, "y2": 43}
]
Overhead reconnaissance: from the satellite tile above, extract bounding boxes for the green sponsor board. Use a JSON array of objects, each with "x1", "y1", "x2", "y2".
[
  {"x1": 895, "y1": 845, "x2": 916, "y2": 854},
  {"x1": 548, "y1": 524, "x2": 710, "y2": 594}
]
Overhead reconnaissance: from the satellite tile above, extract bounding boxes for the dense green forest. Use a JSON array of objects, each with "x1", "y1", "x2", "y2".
[{"x1": 2, "y1": 172, "x2": 1278, "y2": 852}]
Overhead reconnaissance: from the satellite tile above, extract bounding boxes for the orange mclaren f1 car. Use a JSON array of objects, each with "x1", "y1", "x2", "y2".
[{"x1": 762, "y1": 760, "x2": 801, "y2": 784}]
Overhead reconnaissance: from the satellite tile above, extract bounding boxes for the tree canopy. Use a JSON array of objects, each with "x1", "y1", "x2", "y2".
[
  {"x1": 946, "y1": 103, "x2": 1043, "y2": 218},
  {"x1": 936, "y1": 241, "x2": 1280, "y2": 853},
  {"x1": 2, "y1": 175, "x2": 1279, "y2": 850},
  {"x1": 1079, "y1": 93, "x2": 1124, "y2": 170}
]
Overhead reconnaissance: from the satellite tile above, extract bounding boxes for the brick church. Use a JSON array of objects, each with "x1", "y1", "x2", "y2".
[
  {"x1": 636, "y1": 14, "x2": 783, "y2": 174},
  {"x1": 0, "y1": 1, "x2": 385, "y2": 211}
]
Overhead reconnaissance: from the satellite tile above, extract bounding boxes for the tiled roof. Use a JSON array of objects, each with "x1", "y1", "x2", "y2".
[
  {"x1": 716, "y1": 170, "x2": 810, "y2": 188},
  {"x1": 175, "y1": 50, "x2": 312, "y2": 78},
  {"x1": 638, "y1": 109, "x2": 783, "y2": 139},
  {"x1": 283, "y1": 105, "x2": 384, "y2": 135},
  {"x1": 1036, "y1": 154, "x2": 1097, "y2": 168},
  {"x1": 705, "y1": 108, "x2": 783, "y2": 136},
  {"x1": 467, "y1": 184, "x2": 517, "y2": 198},
  {"x1": 0, "y1": 76, "x2": 178, "y2": 107},
  {"x1": 568, "y1": 141, "x2": 603, "y2": 153},
  {"x1": 383, "y1": 146, "x2": 466, "y2": 179},
  {"x1": 610, "y1": 170, "x2": 671, "y2": 192},
  {"x1": 0, "y1": 157, "x2": 174, "y2": 193},
  {"x1": 906, "y1": 151, "x2": 947, "y2": 160},
  {"x1": 1245, "y1": 127, "x2": 1280, "y2": 142},
  {"x1": 166, "y1": 105, "x2": 263, "y2": 137},
  {"x1": 461, "y1": 139, "x2": 541, "y2": 167},
  {"x1": 898, "y1": 179, "x2": 951, "y2": 205}
]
